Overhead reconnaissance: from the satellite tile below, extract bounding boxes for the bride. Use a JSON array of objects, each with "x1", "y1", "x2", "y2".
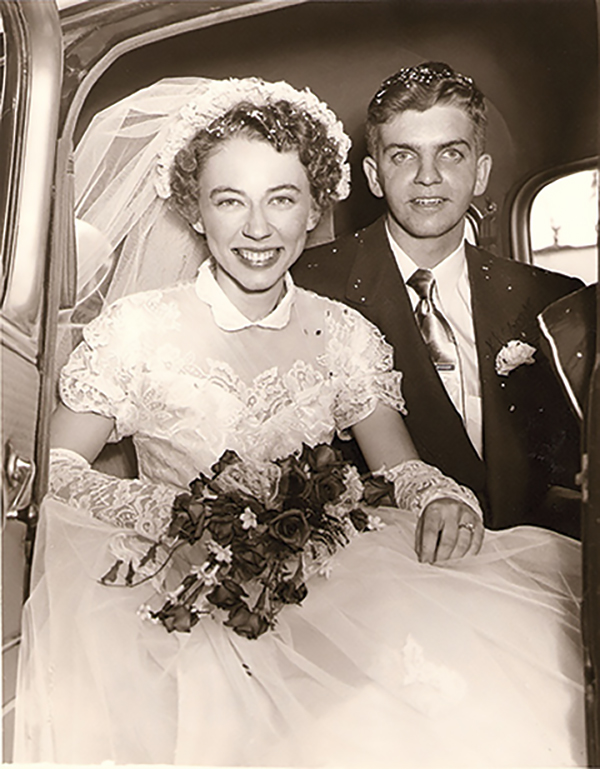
[{"x1": 14, "y1": 76, "x2": 584, "y2": 766}]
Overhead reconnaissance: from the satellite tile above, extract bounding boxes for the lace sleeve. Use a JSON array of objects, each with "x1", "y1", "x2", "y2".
[
  {"x1": 48, "y1": 448, "x2": 176, "y2": 540},
  {"x1": 59, "y1": 292, "x2": 170, "y2": 440},
  {"x1": 324, "y1": 304, "x2": 406, "y2": 435},
  {"x1": 379, "y1": 459, "x2": 484, "y2": 520}
]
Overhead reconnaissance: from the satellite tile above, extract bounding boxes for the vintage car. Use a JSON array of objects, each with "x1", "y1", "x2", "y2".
[{"x1": 1, "y1": 0, "x2": 598, "y2": 761}]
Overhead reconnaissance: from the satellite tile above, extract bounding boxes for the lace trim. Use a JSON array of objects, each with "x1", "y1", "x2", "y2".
[
  {"x1": 59, "y1": 291, "x2": 407, "y2": 448},
  {"x1": 378, "y1": 459, "x2": 483, "y2": 519},
  {"x1": 322, "y1": 305, "x2": 406, "y2": 432},
  {"x1": 48, "y1": 448, "x2": 175, "y2": 540}
]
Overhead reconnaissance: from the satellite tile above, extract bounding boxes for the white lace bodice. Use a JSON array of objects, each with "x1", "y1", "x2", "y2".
[{"x1": 60, "y1": 276, "x2": 405, "y2": 493}]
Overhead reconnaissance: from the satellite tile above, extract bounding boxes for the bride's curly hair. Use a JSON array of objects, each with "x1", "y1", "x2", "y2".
[{"x1": 170, "y1": 100, "x2": 343, "y2": 224}]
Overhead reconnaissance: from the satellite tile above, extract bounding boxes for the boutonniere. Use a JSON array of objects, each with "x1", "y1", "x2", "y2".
[{"x1": 495, "y1": 339, "x2": 536, "y2": 376}]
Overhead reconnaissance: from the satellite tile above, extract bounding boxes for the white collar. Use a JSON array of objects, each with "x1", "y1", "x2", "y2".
[
  {"x1": 385, "y1": 223, "x2": 466, "y2": 291},
  {"x1": 194, "y1": 259, "x2": 296, "y2": 331}
]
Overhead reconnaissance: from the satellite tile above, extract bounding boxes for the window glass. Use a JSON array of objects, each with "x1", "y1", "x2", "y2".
[
  {"x1": 530, "y1": 169, "x2": 598, "y2": 285},
  {"x1": 0, "y1": 19, "x2": 5, "y2": 289}
]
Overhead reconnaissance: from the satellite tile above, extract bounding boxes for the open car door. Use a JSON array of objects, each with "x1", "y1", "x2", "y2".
[
  {"x1": 0, "y1": 0, "x2": 598, "y2": 760},
  {"x1": 583, "y1": 278, "x2": 600, "y2": 758},
  {"x1": 1, "y1": 0, "x2": 63, "y2": 758}
]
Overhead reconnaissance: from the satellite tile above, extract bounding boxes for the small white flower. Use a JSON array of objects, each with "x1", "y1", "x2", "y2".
[
  {"x1": 137, "y1": 604, "x2": 158, "y2": 623},
  {"x1": 240, "y1": 507, "x2": 258, "y2": 530},
  {"x1": 340, "y1": 465, "x2": 365, "y2": 506},
  {"x1": 495, "y1": 339, "x2": 536, "y2": 376},
  {"x1": 367, "y1": 514, "x2": 386, "y2": 531},
  {"x1": 318, "y1": 561, "x2": 334, "y2": 579},
  {"x1": 207, "y1": 539, "x2": 233, "y2": 564}
]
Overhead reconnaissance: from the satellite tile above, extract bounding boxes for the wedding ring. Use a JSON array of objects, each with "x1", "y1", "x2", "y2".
[{"x1": 458, "y1": 521, "x2": 476, "y2": 533}]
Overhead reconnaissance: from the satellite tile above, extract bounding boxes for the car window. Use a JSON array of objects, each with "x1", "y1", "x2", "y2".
[
  {"x1": 0, "y1": 18, "x2": 5, "y2": 290},
  {"x1": 530, "y1": 168, "x2": 598, "y2": 285}
]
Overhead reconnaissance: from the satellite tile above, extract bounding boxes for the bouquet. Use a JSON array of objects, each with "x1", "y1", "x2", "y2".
[{"x1": 101, "y1": 443, "x2": 395, "y2": 639}]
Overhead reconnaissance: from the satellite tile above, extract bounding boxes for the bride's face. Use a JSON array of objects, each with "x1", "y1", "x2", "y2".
[{"x1": 195, "y1": 135, "x2": 320, "y2": 317}]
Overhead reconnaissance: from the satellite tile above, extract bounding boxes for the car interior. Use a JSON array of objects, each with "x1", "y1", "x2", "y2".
[{"x1": 1, "y1": 0, "x2": 598, "y2": 760}]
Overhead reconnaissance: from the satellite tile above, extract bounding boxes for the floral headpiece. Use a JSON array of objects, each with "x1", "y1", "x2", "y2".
[
  {"x1": 373, "y1": 62, "x2": 476, "y2": 105},
  {"x1": 155, "y1": 77, "x2": 352, "y2": 202}
]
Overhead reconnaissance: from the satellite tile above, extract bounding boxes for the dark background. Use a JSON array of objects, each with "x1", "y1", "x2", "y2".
[{"x1": 77, "y1": 0, "x2": 598, "y2": 250}]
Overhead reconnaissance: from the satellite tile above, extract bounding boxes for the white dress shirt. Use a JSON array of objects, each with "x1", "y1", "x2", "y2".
[{"x1": 386, "y1": 226, "x2": 483, "y2": 456}]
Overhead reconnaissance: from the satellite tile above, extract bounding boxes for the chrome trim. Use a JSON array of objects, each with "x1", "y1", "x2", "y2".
[
  {"x1": 0, "y1": 316, "x2": 37, "y2": 365},
  {"x1": 1, "y1": 1, "x2": 63, "y2": 335},
  {"x1": 1, "y1": 636, "x2": 21, "y2": 654},
  {"x1": 510, "y1": 156, "x2": 598, "y2": 264},
  {"x1": 61, "y1": 0, "x2": 308, "y2": 141}
]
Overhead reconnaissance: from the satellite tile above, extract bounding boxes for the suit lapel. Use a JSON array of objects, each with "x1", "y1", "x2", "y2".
[
  {"x1": 467, "y1": 246, "x2": 539, "y2": 525},
  {"x1": 344, "y1": 221, "x2": 486, "y2": 497}
]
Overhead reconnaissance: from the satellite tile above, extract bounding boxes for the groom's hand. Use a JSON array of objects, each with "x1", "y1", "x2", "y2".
[{"x1": 415, "y1": 499, "x2": 484, "y2": 564}]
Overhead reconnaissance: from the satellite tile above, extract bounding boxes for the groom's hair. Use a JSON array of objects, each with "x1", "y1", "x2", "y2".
[
  {"x1": 365, "y1": 61, "x2": 488, "y2": 156},
  {"x1": 170, "y1": 101, "x2": 342, "y2": 225}
]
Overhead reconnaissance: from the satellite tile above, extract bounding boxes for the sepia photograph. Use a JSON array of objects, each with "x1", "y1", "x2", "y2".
[{"x1": 1, "y1": 0, "x2": 598, "y2": 765}]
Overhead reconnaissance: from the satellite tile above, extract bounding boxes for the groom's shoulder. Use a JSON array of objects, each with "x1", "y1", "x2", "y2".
[
  {"x1": 467, "y1": 244, "x2": 583, "y2": 300},
  {"x1": 293, "y1": 217, "x2": 387, "y2": 298}
]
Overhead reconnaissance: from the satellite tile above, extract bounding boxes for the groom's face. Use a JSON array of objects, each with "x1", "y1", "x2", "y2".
[{"x1": 363, "y1": 104, "x2": 491, "y2": 257}]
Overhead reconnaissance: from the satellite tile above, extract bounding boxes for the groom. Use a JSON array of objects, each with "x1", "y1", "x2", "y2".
[{"x1": 293, "y1": 61, "x2": 583, "y2": 539}]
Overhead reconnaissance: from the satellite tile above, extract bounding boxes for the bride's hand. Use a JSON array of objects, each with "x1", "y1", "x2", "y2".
[{"x1": 415, "y1": 499, "x2": 484, "y2": 564}]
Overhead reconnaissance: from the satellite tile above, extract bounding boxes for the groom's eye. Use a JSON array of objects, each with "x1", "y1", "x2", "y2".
[{"x1": 390, "y1": 150, "x2": 415, "y2": 165}]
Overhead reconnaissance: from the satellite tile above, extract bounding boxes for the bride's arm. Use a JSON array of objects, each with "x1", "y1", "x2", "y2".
[
  {"x1": 47, "y1": 403, "x2": 175, "y2": 539},
  {"x1": 351, "y1": 402, "x2": 484, "y2": 563},
  {"x1": 51, "y1": 402, "x2": 115, "y2": 462}
]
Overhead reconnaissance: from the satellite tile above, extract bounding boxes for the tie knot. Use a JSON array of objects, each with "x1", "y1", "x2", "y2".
[{"x1": 407, "y1": 268, "x2": 435, "y2": 300}]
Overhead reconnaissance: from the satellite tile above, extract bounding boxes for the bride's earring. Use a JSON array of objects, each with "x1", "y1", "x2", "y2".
[{"x1": 192, "y1": 220, "x2": 205, "y2": 235}]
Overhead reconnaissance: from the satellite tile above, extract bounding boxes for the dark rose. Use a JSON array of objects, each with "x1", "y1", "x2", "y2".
[
  {"x1": 207, "y1": 578, "x2": 247, "y2": 609},
  {"x1": 207, "y1": 515, "x2": 235, "y2": 545},
  {"x1": 302, "y1": 443, "x2": 343, "y2": 472},
  {"x1": 168, "y1": 509, "x2": 205, "y2": 543},
  {"x1": 276, "y1": 456, "x2": 311, "y2": 502},
  {"x1": 231, "y1": 548, "x2": 268, "y2": 580},
  {"x1": 273, "y1": 579, "x2": 308, "y2": 605},
  {"x1": 312, "y1": 470, "x2": 346, "y2": 506},
  {"x1": 210, "y1": 450, "x2": 242, "y2": 476},
  {"x1": 160, "y1": 604, "x2": 200, "y2": 634},
  {"x1": 225, "y1": 604, "x2": 270, "y2": 639},
  {"x1": 206, "y1": 498, "x2": 245, "y2": 544},
  {"x1": 362, "y1": 476, "x2": 395, "y2": 507},
  {"x1": 269, "y1": 510, "x2": 311, "y2": 551},
  {"x1": 172, "y1": 492, "x2": 192, "y2": 511},
  {"x1": 189, "y1": 473, "x2": 211, "y2": 497}
]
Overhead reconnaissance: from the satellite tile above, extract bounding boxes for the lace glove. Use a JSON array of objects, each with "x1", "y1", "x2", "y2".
[
  {"x1": 48, "y1": 447, "x2": 176, "y2": 540},
  {"x1": 377, "y1": 459, "x2": 483, "y2": 520}
]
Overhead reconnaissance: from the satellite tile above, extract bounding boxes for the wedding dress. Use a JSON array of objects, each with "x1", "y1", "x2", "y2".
[{"x1": 14, "y1": 261, "x2": 585, "y2": 767}]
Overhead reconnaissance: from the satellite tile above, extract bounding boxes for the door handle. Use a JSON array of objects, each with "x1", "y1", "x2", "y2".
[{"x1": 2, "y1": 441, "x2": 35, "y2": 526}]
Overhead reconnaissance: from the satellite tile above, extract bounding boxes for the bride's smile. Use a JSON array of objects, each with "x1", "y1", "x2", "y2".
[{"x1": 195, "y1": 136, "x2": 320, "y2": 320}]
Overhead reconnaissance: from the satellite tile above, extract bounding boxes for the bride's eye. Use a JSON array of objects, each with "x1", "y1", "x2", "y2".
[
  {"x1": 269, "y1": 195, "x2": 296, "y2": 208},
  {"x1": 215, "y1": 197, "x2": 244, "y2": 209}
]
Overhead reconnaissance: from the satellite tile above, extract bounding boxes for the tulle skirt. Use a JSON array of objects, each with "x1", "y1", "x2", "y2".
[{"x1": 14, "y1": 497, "x2": 585, "y2": 767}]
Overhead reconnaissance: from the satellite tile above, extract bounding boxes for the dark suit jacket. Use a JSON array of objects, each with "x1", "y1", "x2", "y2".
[{"x1": 293, "y1": 216, "x2": 583, "y2": 532}]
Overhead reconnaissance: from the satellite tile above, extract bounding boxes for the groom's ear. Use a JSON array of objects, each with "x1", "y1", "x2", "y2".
[{"x1": 362, "y1": 156, "x2": 385, "y2": 199}]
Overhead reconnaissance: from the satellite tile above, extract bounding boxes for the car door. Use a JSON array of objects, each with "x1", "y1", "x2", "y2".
[{"x1": 1, "y1": 0, "x2": 63, "y2": 759}]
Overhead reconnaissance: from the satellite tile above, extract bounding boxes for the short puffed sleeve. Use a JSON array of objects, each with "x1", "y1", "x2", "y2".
[
  {"x1": 322, "y1": 301, "x2": 406, "y2": 435},
  {"x1": 59, "y1": 290, "x2": 178, "y2": 440}
]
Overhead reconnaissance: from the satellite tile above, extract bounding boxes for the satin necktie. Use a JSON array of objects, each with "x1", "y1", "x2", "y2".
[
  {"x1": 407, "y1": 268, "x2": 465, "y2": 415},
  {"x1": 407, "y1": 269, "x2": 458, "y2": 367}
]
